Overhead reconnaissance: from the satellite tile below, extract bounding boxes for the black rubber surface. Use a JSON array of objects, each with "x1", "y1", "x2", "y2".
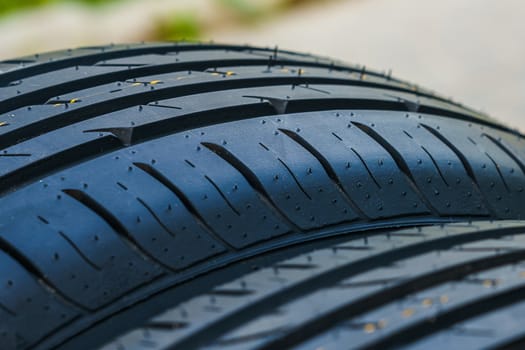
[
  {"x1": 0, "y1": 42, "x2": 524, "y2": 350},
  {"x1": 101, "y1": 221, "x2": 525, "y2": 350}
]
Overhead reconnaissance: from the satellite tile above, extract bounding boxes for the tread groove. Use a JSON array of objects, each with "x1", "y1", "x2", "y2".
[
  {"x1": 204, "y1": 175, "x2": 241, "y2": 216},
  {"x1": 0, "y1": 75, "x2": 506, "y2": 153},
  {"x1": 482, "y1": 133, "x2": 525, "y2": 175},
  {"x1": 61, "y1": 189, "x2": 167, "y2": 269},
  {"x1": 279, "y1": 128, "x2": 369, "y2": 219},
  {"x1": 132, "y1": 162, "x2": 235, "y2": 251},
  {"x1": 361, "y1": 284, "x2": 525, "y2": 350},
  {"x1": 57, "y1": 231, "x2": 102, "y2": 271},
  {"x1": 168, "y1": 225, "x2": 525, "y2": 350},
  {"x1": 0, "y1": 77, "x2": 410, "y2": 152},
  {"x1": 2, "y1": 44, "x2": 524, "y2": 350},
  {"x1": 260, "y1": 247, "x2": 525, "y2": 350},
  {"x1": 352, "y1": 121, "x2": 438, "y2": 214},
  {"x1": 494, "y1": 334, "x2": 525, "y2": 350},
  {"x1": 420, "y1": 145, "x2": 450, "y2": 186},
  {"x1": 135, "y1": 197, "x2": 176, "y2": 237},
  {"x1": 0, "y1": 302, "x2": 16, "y2": 317},
  {"x1": 0, "y1": 136, "x2": 122, "y2": 197},
  {"x1": 276, "y1": 157, "x2": 313, "y2": 200},
  {"x1": 420, "y1": 123, "x2": 496, "y2": 213},
  {"x1": 0, "y1": 44, "x2": 277, "y2": 84},
  {"x1": 201, "y1": 142, "x2": 301, "y2": 233},
  {"x1": 485, "y1": 152, "x2": 511, "y2": 192},
  {"x1": 349, "y1": 147, "x2": 382, "y2": 189},
  {"x1": 207, "y1": 289, "x2": 256, "y2": 297},
  {"x1": 0, "y1": 101, "x2": 511, "y2": 201},
  {"x1": 0, "y1": 235, "x2": 87, "y2": 312},
  {"x1": 0, "y1": 58, "x2": 325, "y2": 114}
]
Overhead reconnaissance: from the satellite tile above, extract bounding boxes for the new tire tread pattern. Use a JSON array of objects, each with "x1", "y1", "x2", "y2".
[
  {"x1": 0, "y1": 42, "x2": 523, "y2": 350},
  {"x1": 102, "y1": 221, "x2": 525, "y2": 350}
]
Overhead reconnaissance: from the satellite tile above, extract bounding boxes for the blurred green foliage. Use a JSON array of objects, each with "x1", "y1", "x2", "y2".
[
  {"x1": 216, "y1": 0, "x2": 322, "y2": 23},
  {"x1": 149, "y1": 0, "x2": 324, "y2": 41},
  {"x1": 0, "y1": 0, "x2": 114, "y2": 16},
  {"x1": 217, "y1": 0, "x2": 265, "y2": 22},
  {"x1": 0, "y1": 0, "x2": 332, "y2": 42},
  {"x1": 152, "y1": 12, "x2": 201, "y2": 41}
]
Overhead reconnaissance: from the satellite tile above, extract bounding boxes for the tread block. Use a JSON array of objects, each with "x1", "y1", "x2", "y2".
[
  {"x1": 354, "y1": 113, "x2": 489, "y2": 215},
  {"x1": 0, "y1": 251, "x2": 79, "y2": 349},
  {"x1": 200, "y1": 118, "x2": 360, "y2": 229},
  {"x1": 63, "y1": 158, "x2": 228, "y2": 268},
  {"x1": 268, "y1": 111, "x2": 430, "y2": 218},
  {"x1": 0, "y1": 189, "x2": 163, "y2": 309}
]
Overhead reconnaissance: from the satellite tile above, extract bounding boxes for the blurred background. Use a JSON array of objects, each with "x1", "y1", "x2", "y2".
[{"x1": 0, "y1": 0, "x2": 523, "y2": 129}]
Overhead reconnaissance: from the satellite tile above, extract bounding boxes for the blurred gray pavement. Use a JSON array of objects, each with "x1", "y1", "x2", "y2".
[{"x1": 214, "y1": 0, "x2": 525, "y2": 130}]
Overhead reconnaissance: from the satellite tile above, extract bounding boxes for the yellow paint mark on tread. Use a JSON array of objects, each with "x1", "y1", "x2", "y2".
[
  {"x1": 483, "y1": 279, "x2": 499, "y2": 288},
  {"x1": 149, "y1": 80, "x2": 162, "y2": 85},
  {"x1": 363, "y1": 323, "x2": 376, "y2": 334},
  {"x1": 69, "y1": 98, "x2": 80, "y2": 104},
  {"x1": 0, "y1": 121, "x2": 7, "y2": 127},
  {"x1": 131, "y1": 82, "x2": 142, "y2": 87},
  {"x1": 422, "y1": 298, "x2": 433, "y2": 307},
  {"x1": 225, "y1": 71, "x2": 235, "y2": 76},
  {"x1": 440, "y1": 295, "x2": 449, "y2": 304},
  {"x1": 402, "y1": 308, "x2": 415, "y2": 318},
  {"x1": 53, "y1": 103, "x2": 63, "y2": 107},
  {"x1": 211, "y1": 72, "x2": 220, "y2": 76}
]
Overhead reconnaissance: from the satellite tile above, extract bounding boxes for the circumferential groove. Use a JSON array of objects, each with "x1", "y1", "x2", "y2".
[
  {"x1": 0, "y1": 58, "x2": 320, "y2": 114},
  {"x1": 201, "y1": 142, "x2": 301, "y2": 233},
  {"x1": 144, "y1": 321, "x2": 189, "y2": 331},
  {"x1": 494, "y1": 332, "x2": 525, "y2": 350},
  {"x1": 0, "y1": 74, "x2": 508, "y2": 154},
  {"x1": 0, "y1": 77, "x2": 374, "y2": 151},
  {"x1": 0, "y1": 98, "x2": 395, "y2": 200},
  {"x1": 0, "y1": 136, "x2": 122, "y2": 197},
  {"x1": 0, "y1": 43, "x2": 395, "y2": 88},
  {"x1": 132, "y1": 162, "x2": 235, "y2": 250}
]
